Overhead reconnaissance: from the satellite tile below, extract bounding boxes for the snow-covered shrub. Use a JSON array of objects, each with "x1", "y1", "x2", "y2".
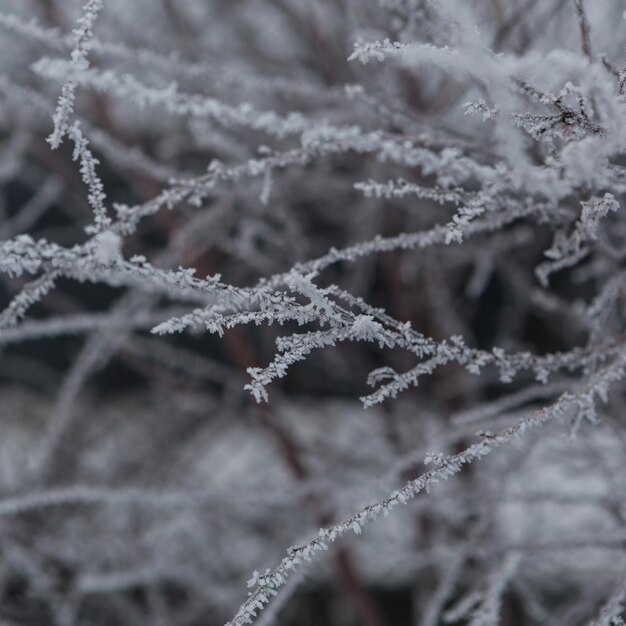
[{"x1": 0, "y1": 0, "x2": 625, "y2": 624}]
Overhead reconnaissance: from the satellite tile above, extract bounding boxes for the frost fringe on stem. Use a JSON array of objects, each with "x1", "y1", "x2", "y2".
[
  {"x1": 0, "y1": 0, "x2": 625, "y2": 624},
  {"x1": 47, "y1": 0, "x2": 110, "y2": 234},
  {"x1": 226, "y1": 353, "x2": 626, "y2": 626}
]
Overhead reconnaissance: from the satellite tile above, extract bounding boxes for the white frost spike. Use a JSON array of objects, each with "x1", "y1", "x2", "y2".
[
  {"x1": 93, "y1": 230, "x2": 122, "y2": 265},
  {"x1": 351, "y1": 315, "x2": 383, "y2": 341}
]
